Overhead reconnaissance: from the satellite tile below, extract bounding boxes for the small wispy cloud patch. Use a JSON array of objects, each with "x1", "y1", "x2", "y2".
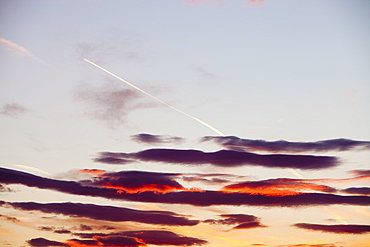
[
  {"x1": 204, "y1": 214, "x2": 267, "y2": 230},
  {"x1": 73, "y1": 82, "x2": 159, "y2": 127},
  {"x1": 131, "y1": 133, "x2": 184, "y2": 145},
  {"x1": 0, "y1": 103, "x2": 29, "y2": 117}
]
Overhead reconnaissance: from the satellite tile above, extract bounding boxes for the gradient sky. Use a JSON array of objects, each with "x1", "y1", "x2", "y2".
[{"x1": 1, "y1": 0, "x2": 370, "y2": 247}]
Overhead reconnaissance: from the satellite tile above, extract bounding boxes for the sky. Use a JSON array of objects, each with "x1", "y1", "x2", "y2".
[{"x1": 0, "y1": 0, "x2": 370, "y2": 246}]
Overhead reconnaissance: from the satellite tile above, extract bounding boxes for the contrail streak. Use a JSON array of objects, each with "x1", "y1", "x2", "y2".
[{"x1": 84, "y1": 58, "x2": 225, "y2": 136}]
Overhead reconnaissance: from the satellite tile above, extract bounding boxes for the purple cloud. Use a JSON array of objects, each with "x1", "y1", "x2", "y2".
[
  {"x1": 94, "y1": 148, "x2": 338, "y2": 170},
  {"x1": 0, "y1": 103, "x2": 29, "y2": 117},
  {"x1": 3, "y1": 200, "x2": 199, "y2": 226},
  {"x1": 131, "y1": 133, "x2": 184, "y2": 145},
  {"x1": 293, "y1": 223, "x2": 370, "y2": 234},
  {"x1": 202, "y1": 136, "x2": 370, "y2": 153}
]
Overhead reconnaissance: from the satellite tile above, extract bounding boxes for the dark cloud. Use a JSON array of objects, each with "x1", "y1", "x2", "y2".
[
  {"x1": 204, "y1": 214, "x2": 259, "y2": 225},
  {"x1": 27, "y1": 237, "x2": 68, "y2": 247},
  {"x1": 233, "y1": 221, "x2": 267, "y2": 229},
  {"x1": 0, "y1": 214, "x2": 19, "y2": 222},
  {"x1": 341, "y1": 187, "x2": 370, "y2": 195},
  {"x1": 131, "y1": 133, "x2": 184, "y2": 145},
  {"x1": 293, "y1": 223, "x2": 370, "y2": 234},
  {"x1": 203, "y1": 214, "x2": 267, "y2": 230},
  {"x1": 94, "y1": 148, "x2": 338, "y2": 170},
  {"x1": 0, "y1": 103, "x2": 29, "y2": 117},
  {"x1": 222, "y1": 178, "x2": 337, "y2": 196},
  {"x1": 73, "y1": 82, "x2": 158, "y2": 128},
  {"x1": 202, "y1": 136, "x2": 370, "y2": 153},
  {"x1": 74, "y1": 230, "x2": 208, "y2": 246},
  {"x1": 1, "y1": 168, "x2": 369, "y2": 207},
  {"x1": 4, "y1": 201, "x2": 198, "y2": 226},
  {"x1": 84, "y1": 170, "x2": 185, "y2": 194},
  {"x1": 54, "y1": 229, "x2": 72, "y2": 234}
]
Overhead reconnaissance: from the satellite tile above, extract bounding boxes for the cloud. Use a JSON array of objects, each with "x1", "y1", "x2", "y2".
[
  {"x1": 278, "y1": 244, "x2": 341, "y2": 247},
  {"x1": 203, "y1": 214, "x2": 267, "y2": 230},
  {"x1": 3, "y1": 200, "x2": 199, "y2": 226},
  {"x1": 0, "y1": 103, "x2": 29, "y2": 117},
  {"x1": 0, "y1": 214, "x2": 19, "y2": 223},
  {"x1": 293, "y1": 223, "x2": 370, "y2": 234},
  {"x1": 94, "y1": 148, "x2": 338, "y2": 170},
  {"x1": 202, "y1": 136, "x2": 370, "y2": 153},
  {"x1": 27, "y1": 237, "x2": 68, "y2": 247},
  {"x1": 341, "y1": 187, "x2": 370, "y2": 195},
  {"x1": 73, "y1": 230, "x2": 208, "y2": 246},
  {"x1": 1, "y1": 168, "x2": 369, "y2": 208},
  {"x1": 73, "y1": 82, "x2": 158, "y2": 127},
  {"x1": 222, "y1": 178, "x2": 337, "y2": 196},
  {"x1": 0, "y1": 38, "x2": 34, "y2": 57},
  {"x1": 80, "y1": 170, "x2": 186, "y2": 194},
  {"x1": 131, "y1": 133, "x2": 184, "y2": 145}
]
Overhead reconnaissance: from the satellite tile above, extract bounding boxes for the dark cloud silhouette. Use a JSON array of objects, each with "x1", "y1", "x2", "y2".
[
  {"x1": 74, "y1": 230, "x2": 208, "y2": 246},
  {"x1": 27, "y1": 237, "x2": 68, "y2": 247},
  {"x1": 0, "y1": 103, "x2": 29, "y2": 117},
  {"x1": 73, "y1": 82, "x2": 158, "y2": 127},
  {"x1": 233, "y1": 221, "x2": 267, "y2": 229},
  {"x1": 3, "y1": 201, "x2": 198, "y2": 226},
  {"x1": 84, "y1": 170, "x2": 186, "y2": 194},
  {"x1": 204, "y1": 214, "x2": 259, "y2": 225},
  {"x1": 131, "y1": 133, "x2": 184, "y2": 145},
  {"x1": 94, "y1": 148, "x2": 338, "y2": 170},
  {"x1": 204, "y1": 214, "x2": 267, "y2": 230},
  {"x1": 1, "y1": 168, "x2": 370, "y2": 207},
  {"x1": 202, "y1": 136, "x2": 370, "y2": 153},
  {"x1": 341, "y1": 187, "x2": 370, "y2": 195},
  {"x1": 293, "y1": 223, "x2": 370, "y2": 234},
  {"x1": 54, "y1": 229, "x2": 72, "y2": 234}
]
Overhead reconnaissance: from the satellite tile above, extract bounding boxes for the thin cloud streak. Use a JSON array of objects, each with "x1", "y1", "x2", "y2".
[
  {"x1": 202, "y1": 136, "x2": 370, "y2": 153},
  {"x1": 293, "y1": 223, "x2": 370, "y2": 234}
]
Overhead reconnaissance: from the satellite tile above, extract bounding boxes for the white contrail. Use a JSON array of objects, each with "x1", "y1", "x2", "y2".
[{"x1": 84, "y1": 58, "x2": 225, "y2": 136}]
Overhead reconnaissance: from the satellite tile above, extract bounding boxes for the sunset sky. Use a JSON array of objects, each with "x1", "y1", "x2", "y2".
[{"x1": 1, "y1": 0, "x2": 370, "y2": 247}]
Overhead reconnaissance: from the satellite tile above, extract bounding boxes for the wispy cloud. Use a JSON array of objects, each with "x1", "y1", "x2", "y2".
[
  {"x1": 131, "y1": 133, "x2": 184, "y2": 145},
  {"x1": 94, "y1": 148, "x2": 338, "y2": 170},
  {"x1": 203, "y1": 214, "x2": 267, "y2": 230},
  {"x1": 73, "y1": 82, "x2": 158, "y2": 127},
  {"x1": 0, "y1": 38, "x2": 34, "y2": 57},
  {"x1": 293, "y1": 223, "x2": 370, "y2": 234},
  {"x1": 0, "y1": 103, "x2": 29, "y2": 117},
  {"x1": 202, "y1": 136, "x2": 370, "y2": 153}
]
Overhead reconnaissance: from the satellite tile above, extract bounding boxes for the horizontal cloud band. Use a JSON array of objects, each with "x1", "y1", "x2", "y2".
[{"x1": 95, "y1": 148, "x2": 338, "y2": 170}]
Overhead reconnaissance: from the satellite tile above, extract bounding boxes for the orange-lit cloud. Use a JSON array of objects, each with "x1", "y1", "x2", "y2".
[
  {"x1": 0, "y1": 38, "x2": 34, "y2": 57},
  {"x1": 222, "y1": 178, "x2": 336, "y2": 196}
]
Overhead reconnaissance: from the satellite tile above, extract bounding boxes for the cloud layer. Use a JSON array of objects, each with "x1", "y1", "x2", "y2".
[{"x1": 94, "y1": 148, "x2": 338, "y2": 170}]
